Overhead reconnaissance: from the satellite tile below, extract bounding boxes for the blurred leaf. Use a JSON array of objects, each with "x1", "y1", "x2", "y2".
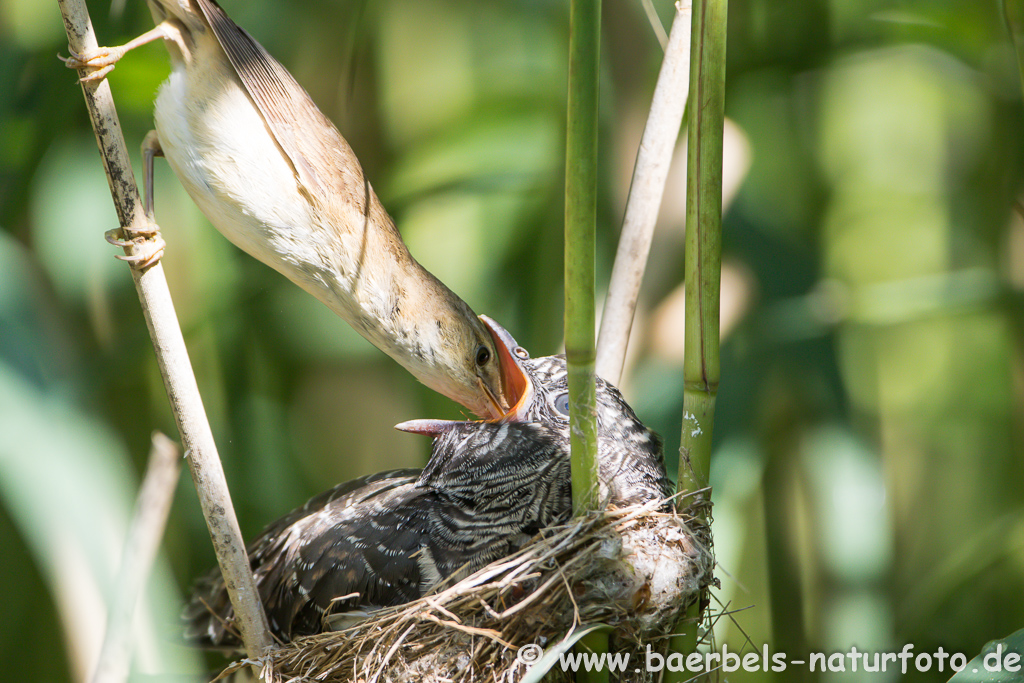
[
  {"x1": 802, "y1": 425, "x2": 890, "y2": 583},
  {"x1": 0, "y1": 360, "x2": 202, "y2": 679},
  {"x1": 376, "y1": 0, "x2": 475, "y2": 145},
  {"x1": 0, "y1": 0, "x2": 64, "y2": 49},
  {"x1": 0, "y1": 231, "x2": 61, "y2": 384},
  {"x1": 389, "y1": 109, "x2": 560, "y2": 302},
  {"x1": 0, "y1": 116, "x2": 35, "y2": 169},
  {"x1": 268, "y1": 282, "x2": 383, "y2": 361},
  {"x1": 401, "y1": 191, "x2": 541, "y2": 302},
  {"x1": 31, "y1": 135, "x2": 125, "y2": 303},
  {"x1": 388, "y1": 109, "x2": 560, "y2": 201},
  {"x1": 948, "y1": 628, "x2": 1024, "y2": 683}
]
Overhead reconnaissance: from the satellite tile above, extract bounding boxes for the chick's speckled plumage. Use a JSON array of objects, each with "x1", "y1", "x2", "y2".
[{"x1": 184, "y1": 355, "x2": 670, "y2": 647}]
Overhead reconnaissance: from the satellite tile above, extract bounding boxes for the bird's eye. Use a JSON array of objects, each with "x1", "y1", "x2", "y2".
[
  {"x1": 475, "y1": 345, "x2": 491, "y2": 366},
  {"x1": 553, "y1": 393, "x2": 570, "y2": 416}
]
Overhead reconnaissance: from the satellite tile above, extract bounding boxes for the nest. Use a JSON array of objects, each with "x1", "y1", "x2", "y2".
[{"x1": 224, "y1": 497, "x2": 713, "y2": 683}]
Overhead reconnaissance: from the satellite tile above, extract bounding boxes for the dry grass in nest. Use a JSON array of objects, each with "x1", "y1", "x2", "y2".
[{"x1": 223, "y1": 497, "x2": 714, "y2": 683}]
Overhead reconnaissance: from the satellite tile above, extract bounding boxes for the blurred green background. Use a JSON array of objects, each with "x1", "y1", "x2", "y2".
[{"x1": 2, "y1": 0, "x2": 1023, "y2": 681}]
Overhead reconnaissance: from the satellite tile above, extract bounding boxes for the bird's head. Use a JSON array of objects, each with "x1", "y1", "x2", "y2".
[
  {"x1": 398, "y1": 316, "x2": 670, "y2": 507},
  {"x1": 431, "y1": 312, "x2": 529, "y2": 420}
]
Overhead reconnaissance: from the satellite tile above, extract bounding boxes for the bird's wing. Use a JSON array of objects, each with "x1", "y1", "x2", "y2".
[
  {"x1": 183, "y1": 469, "x2": 422, "y2": 647},
  {"x1": 194, "y1": 0, "x2": 398, "y2": 230},
  {"x1": 254, "y1": 479, "x2": 435, "y2": 639},
  {"x1": 185, "y1": 425, "x2": 573, "y2": 646},
  {"x1": 274, "y1": 424, "x2": 576, "y2": 639}
]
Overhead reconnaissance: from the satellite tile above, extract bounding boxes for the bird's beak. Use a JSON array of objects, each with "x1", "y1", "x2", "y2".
[
  {"x1": 478, "y1": 378, "x2": 507, "y2": 420},
  {"x1": 397, "y1": 317, "x2": 534, "y2": 437},
  {"x1": 474, "y1": 315, "x2": 530, "y2": 420},
  {"x1": 479, "y1": 315, "x2": 534, "y2": 423},
  {"x1": 394, "y1": 418, "x2": 463, "y2": 436}
]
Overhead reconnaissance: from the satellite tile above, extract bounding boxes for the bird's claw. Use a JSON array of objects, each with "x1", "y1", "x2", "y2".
[
  {"x1": 105, "y1": 227, "x2": 166, "y2": 270},
  {"x1": 59, "y1": 46, "x2": 126, "y2": 82}
]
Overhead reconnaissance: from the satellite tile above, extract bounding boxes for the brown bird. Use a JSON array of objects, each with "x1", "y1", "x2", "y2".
[
  {"x1": 184, "y1": 316, "x2": 670, "y2": 647},
  {"x1": 63, "y1": 0, "x2": 514, "y2": 418}
]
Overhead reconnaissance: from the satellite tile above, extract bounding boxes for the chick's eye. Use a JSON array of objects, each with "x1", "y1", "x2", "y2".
[
  {"x1": 553, "y1": 393, "x2": 570, "y2": 416},
  {"x1": 475, "y1": 345, "x2": 491, "y2": 366}
]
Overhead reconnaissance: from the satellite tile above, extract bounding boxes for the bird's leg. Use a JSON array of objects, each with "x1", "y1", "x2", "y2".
[
  {"x1": 104, "y1": 131, "x2": 167, "y2": 270},
  {"x1": 60, "y1": 23, "x2": 169, "y2": 82},
  {"x1": 141, "y1": 130, "x2": 164, "y2": 222}
]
